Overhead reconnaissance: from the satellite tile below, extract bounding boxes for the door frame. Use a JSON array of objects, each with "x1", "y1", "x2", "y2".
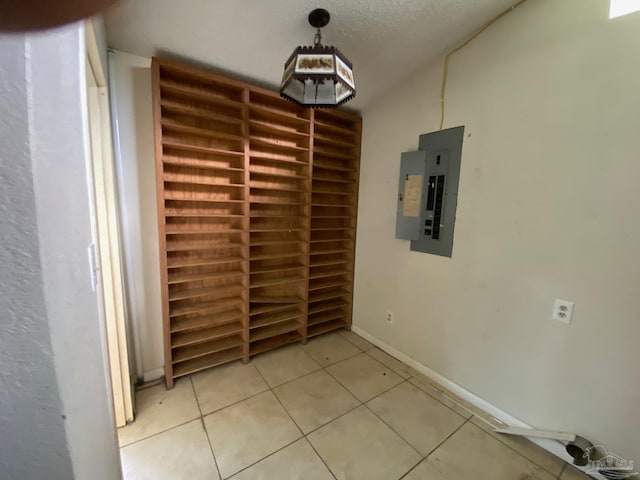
[{"x1": 85, "y1": 19, "x2": 134, "y2": 427}]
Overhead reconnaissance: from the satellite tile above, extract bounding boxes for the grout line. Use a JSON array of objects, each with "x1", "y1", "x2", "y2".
[
  {"x1": 118, "y1": 417, "x2": 201, "y2": 449},
  {"x1": 190, "y1": 376, "x2": 223, "y2": 480},
  {"x1": 362, "y1": 398, "x2": 421, "y2": 456},
  {"x1": 301, "y1": 403, "x2": 363, "y2": 437},
  {"x1": 397, "y1": 418, "x2": 470, "y2": 480},
  {"x1": 262, "y1": 365, "x2": 324, "y2": 391},
  {"x1": 224, "y1": 437, "x2": 302, "y2": 479},
  {"x1": 304, "y1": 436, "x2": 339, "y2": 480},
  {"x1": 253, "y1": 362, "x2": 305, "y2": 438},
  {"x1": 398, "y1": 456, "x2": 428, "y2": 480}
]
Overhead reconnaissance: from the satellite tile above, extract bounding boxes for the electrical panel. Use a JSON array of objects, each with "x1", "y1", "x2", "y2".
[{"x1": 395, "y1": 126, "x2": 464, "y2": 257}]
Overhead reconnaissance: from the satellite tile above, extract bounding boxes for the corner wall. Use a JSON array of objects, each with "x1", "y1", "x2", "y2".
[{"x1": 354, "y1": 0, "x2": 640, "y2": 463}]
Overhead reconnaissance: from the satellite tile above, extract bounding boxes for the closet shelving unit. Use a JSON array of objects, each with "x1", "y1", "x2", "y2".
[
  {"x1": 152, "y1": 58, "x2": 361, "y2": 387},
  {"x1": 247, "y1": 91, "x2": 312, "y2": 357},
  {"x1": 308, "y1": 109, "x2": 361, "y2": 338}
]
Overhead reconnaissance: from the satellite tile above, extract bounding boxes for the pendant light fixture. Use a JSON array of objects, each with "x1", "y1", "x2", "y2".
[{"x1": 280, "y1": 8, "x2": 356, "y2": 108}]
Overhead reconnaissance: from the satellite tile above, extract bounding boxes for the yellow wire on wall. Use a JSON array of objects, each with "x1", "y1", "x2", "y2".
[{"x1": 439, "y1": 0, "x2": 527, "y2": 130}]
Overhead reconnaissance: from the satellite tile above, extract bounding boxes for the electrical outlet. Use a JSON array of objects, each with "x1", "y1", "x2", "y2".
[
  {"x1": 385, "y1": 310, "x2": 394, "y2": 325},
  {"x1": 552, "y1": 299, "x2": 574, "y2": 324}
]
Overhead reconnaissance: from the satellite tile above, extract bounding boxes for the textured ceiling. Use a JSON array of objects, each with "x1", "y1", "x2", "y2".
[{"x1": 104, "y1": 0, "x2": 518, "y2": 111}]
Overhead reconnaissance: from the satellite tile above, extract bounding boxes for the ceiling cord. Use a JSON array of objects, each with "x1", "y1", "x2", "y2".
[{"x1": 439, "y1": 0, "x2": 527, "y2": 130}]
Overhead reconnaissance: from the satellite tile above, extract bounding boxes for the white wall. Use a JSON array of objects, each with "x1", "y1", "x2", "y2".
[
  {"x1": 0, "y1": 23, "x2": 121, "y2": 479},
  {"x1": 109, "y1": 51, "x2": 164, "y2": 380},
  {"x1": 355, "y1": 0, "x2": 640, "y2": 464}
]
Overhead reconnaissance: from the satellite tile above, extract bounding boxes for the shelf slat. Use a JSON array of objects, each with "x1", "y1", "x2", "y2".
[
  {"x1": 250, "y1": 310, "x2": 304, "y2": 330},
  {"x1": 172, "y1": 335, "x2": 244, "y2": 364},
  {"x1": 171, "y1": 310, "x2": 244, "y2": 332},
  {"x1": 249, "y1": 331, "x2": 302, "y2": 356},
  {"x1": 250, "y1": 320, "x2": 303, "y2": 342},
  {"x1": 172, "y1": 347, "x2": 244, "y2": 378},
  {"x1": 171, "y1": 321, "x2": 244, "y2": 348}
]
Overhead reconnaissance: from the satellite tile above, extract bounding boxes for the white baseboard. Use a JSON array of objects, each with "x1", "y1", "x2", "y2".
[
  {"x1": 351, "y1": 325, "x2": 589, "y2": 474},
  {"x1": 142, "y1": 367, "x2": 164, "y2": 383}
]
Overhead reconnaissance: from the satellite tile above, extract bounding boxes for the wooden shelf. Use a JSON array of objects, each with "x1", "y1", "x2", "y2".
[
  {"x1": 250, "y1": 310, "x2": 304, "y2": 330},
  {"x1": 250, "y1": 303, "x2": 299, "y2": 316},
  {"x1": 153, "y1": 57, "x2": 360, "y2": 385},
  {"x1": 312, "y1": 161, "x2": 355, "y2": 173},
  {"x1": 250, "y1": 275, "x2": 305, "y2": 289},
  {"x1": 172, "y1": 335, "x2": 243, "y2": 364},
  {"x1": 167, "y1": 256, "x2": 244, "y2": 268},
  {"x1": 250, "y1": 296, "x2": 303, "y2": 304},
  {"x1": 249, "y1": 331, "x2": 302, "y2": 356},
  {"x1": 250, "y1": 320, "x2": 303, "y2": 342},
  {"x1": 250, "y1": 137, "x2": 309, "y2": 153},
  {"x1": 308, "y1": 289, "x2": 351, "y2": 303},
  {"x1": 170, "y1": 297, "x2": 243, "y2": 317},
  {"x1": 250, "y1": 152, "x2": 308, "y2": 167},
  {"x1": 162, "y1": 120, "x2": 244, "y2": 143},
  {"x1": 307, "y1": 319, "x2": 347, "y2": 338},
  {"x1": 171, "y1": 321, "x2": 244, "y2": 348},
  {"x1": 162, "y1": 141, "x2": 243, "y2": 158},
  {"x1": 168, "y1": 269, "x2": 243, "y2": 285},
  {"x1": 160, "y1": 99, "x2": 243, "y2": 126},
  {"x1": 163, "y1": 158, "x2": 243, "y2": 173},
  {"x1": 166, "y1": 241, "x2": 241, "y2": 252},
  {"x1": 308, "y1": 299, "x2": 349, "y2": 315},
  {"x1": 171, "y1": 310, "x2": 244, "y2": 332},
  {"x1": 309, "y1": 269, "x2": 350, "y2": 280},
  {"x1": 308, "y1": 309, "x2": 347, "y2": 327},
  {"x1": 172, "y1": 347, "x2": 243, "y2": 378},
  {"x1": 309, "y1": 278, "x2": 350, "y2": 291},
  {"x1": 250, "y1": 263, "x2": 305, "y2": 274},
  {"x1": 160, "y1": 81, "x2": 246, "y2": 109},
  {"x1": 168, "y1": 284, "x2": 244, "y2": 302}
]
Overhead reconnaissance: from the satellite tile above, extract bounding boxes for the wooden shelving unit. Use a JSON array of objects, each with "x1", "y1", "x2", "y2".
[
  {"x1": 152, "y1": 58, "x2": 360, "y2": 386},
  {"x1": 247, "y1": 90, "x2": 311, "y2": 357},
  {"x1": 308, "y1": 109, "x2": 361, "y2": 339}
]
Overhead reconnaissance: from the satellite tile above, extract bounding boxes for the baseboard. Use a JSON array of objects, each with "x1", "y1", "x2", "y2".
[
  {"x1": 142, "y1": 367, "x2": 164, "y2": 383},
  {"x1": 351, "y1": 325, "x2": 588, "y2": 473}
]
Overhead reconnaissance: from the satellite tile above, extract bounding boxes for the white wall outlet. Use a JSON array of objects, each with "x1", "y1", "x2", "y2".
[
  {"x1": 385, "y1": 310, "x2": 394, "y2": 325},
  {"x1": 552, "y1": 299, "x2": 574, "y2": 324}
]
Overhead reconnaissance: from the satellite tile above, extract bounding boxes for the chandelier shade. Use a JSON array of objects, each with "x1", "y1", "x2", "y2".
[{"x1": 280, "y1": 9, "x2": 356, "y2": 108}]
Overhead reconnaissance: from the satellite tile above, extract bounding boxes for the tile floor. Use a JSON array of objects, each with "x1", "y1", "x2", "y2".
[{"x1": 119, "y1": 329, "x2": 592, "y2": 480}]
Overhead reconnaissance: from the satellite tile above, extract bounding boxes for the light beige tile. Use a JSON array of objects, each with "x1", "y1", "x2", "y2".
[
  {"x1": 326, "y1": 353, "x2": 404, "y2": 402},
  {"x1": 203, "y1": 391, "x2": 302, "y2": 478},
  {"x1": 409, "y1": 374, "x2": 473, "y2": 419},
  {"x1": 470, "y1": 416, "x2": 565, "y2": 476},
  {"x1": 274, "y1": 370, "x2": 360, "y2": 434},
  {"x1": 402, "y1": 459, "x2": 448, "y2": 480},
  {"x1": 367, "y1": 348, "x2": 418, "y2": 379},
  {"x1": 301, "y1": 332, "x2": 361, "y2": 367},
  {"x1": 560, "y1": 466, "x2": 592, "y2": 479},
  {"x1": 252, "y1": 344, "x2": 321, "y2": 387},
  {"x1": 229, "y1": 439, "x2": 333, "y2": 480},
  {"x1": 191, "y1": 360, "x2": 268, "y2": 415},
  {"x1": 337, "y1": 329, "x2": 374, "y2": 351},
  {"x1": 308, "y1": 405, "x2": 421, "y2": 480},
  {"x1": 426, "y1": 422, "x2": 556, "y2": 480},
  {"x1": 120, "y1": 419, "x2": 219, "y2": 480},
  {"x1": 118, "y1": 379, "x2": 200, "y2": 447},
  {"x1": 367, "y1": 382, "x2": 466, "y2": 455}
]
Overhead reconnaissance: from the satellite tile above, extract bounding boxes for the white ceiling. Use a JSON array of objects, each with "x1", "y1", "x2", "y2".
[{"x1": 104, "y1": 0, "x2": 517, "y2": 111}]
